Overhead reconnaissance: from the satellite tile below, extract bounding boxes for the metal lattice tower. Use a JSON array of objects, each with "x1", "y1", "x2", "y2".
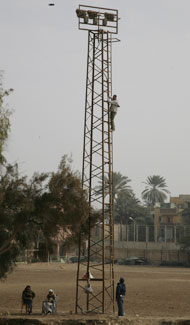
[{"x1": 75, "y1": 5, "x2": 119, "y2": 314}]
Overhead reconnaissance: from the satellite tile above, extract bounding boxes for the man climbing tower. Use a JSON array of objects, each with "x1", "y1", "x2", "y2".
[{"x1": 108, "y1": 94, "x2": 120, "y2": 131}]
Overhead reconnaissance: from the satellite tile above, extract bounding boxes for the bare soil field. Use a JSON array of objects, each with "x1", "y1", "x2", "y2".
[{"x1": 0, "y1": 263, "x2": 190, "y2": 319}]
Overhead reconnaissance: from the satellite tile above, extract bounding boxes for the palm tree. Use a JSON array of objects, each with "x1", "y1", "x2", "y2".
[
  {"x1": 112, "y1": 172, "x2": 132, "y2": 200},
  {"x1": 95, "y1": 172, "x2": 132, "y2": 201},
  {"x1": 141, "y1": 175, "x2": 169, "y2": 206}
]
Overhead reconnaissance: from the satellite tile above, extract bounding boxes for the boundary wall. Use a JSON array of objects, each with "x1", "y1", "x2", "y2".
[{"x1": 113, "y1": 241, "x2": 190, "y2": 264}]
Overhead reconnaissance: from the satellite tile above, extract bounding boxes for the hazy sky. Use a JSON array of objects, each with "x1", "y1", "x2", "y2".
[{"x1": 1, "y1": 0, "x2": 190, "y2": 200}]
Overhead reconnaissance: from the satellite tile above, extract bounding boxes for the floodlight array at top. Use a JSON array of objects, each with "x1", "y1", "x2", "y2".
[{"x1": 76, "y1": 9, "x2": 116, "y2": 27}]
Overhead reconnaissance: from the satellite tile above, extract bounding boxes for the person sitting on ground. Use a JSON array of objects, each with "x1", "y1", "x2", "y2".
[
  {"x1": 22, "y1": 285, "x2": 35, "y2": 314},
  {"x1": 42, "y1": 289, "x2": 56, "y2": 315}
]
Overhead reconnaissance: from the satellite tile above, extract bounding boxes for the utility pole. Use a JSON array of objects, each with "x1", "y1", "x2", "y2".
[{"x1": 75, "y1": 5, "x2": 119, "y2": 314}]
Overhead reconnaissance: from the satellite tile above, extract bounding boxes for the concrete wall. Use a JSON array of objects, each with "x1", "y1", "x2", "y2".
[{"x1": 112, "y1": 241, "x2": 189, "y2": 264}]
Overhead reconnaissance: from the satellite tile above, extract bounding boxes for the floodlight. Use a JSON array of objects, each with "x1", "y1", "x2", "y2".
[
  {"x1": 76, "y1": 9, "x2": 88, "y2": 24},
  {"x1": 88, "y1": 10, "x2": 98, "y2": 19},
  {"x1": 104, "y1": 12, "x2": 115, "y2": 22},
  {"x1": 103, "y1": 18, "x2": 107, "y2": 26},
  {"x1": 88, "y1": 10, "x2": 98, "y2": 25}
]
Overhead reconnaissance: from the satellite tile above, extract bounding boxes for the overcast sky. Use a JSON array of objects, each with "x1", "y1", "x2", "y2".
[{"x1": 1, "y1": 0, "x2": 190, "y2": 200}]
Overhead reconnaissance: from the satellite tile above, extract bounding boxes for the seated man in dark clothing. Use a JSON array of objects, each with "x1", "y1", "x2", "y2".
[
  {"x1": 42, "y1": 289, "x2": 56, "y2": 314},
  {"x1": 116, "y1": 277, "x2": 126, "y2": 317},
  {"x1": 22, "y1": 285, "x2": 35, "y2": 314}
]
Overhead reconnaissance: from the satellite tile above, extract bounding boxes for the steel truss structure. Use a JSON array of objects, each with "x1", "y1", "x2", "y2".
[{"x1": 75, "y1": 5, "x2": 119, "y2": 314}]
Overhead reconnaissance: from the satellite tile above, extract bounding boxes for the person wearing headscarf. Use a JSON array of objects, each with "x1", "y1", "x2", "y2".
[{"x1": 42, "y1": 289, "x2": 56, "y2": 314}]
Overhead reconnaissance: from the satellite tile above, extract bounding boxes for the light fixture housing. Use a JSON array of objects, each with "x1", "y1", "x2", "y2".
[
  {"x1": 88, "y1": 10, "x2": 98, "y2": 25},
  {"x1": 103, "y1": 18, "x2": 107, "y2": 26},
  {"x1": 76, "y1": 9, "x2": 88, "y2": 24},
  {"x1": 104, "y1": 12, "x2": 115, "y2": 22},
  {"x1": 88, "y1": 10, "x2": 97, "y2": 19}
]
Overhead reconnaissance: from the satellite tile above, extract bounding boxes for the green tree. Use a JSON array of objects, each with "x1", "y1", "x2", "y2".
[
  {"x1": 0, "y1": 163, "x2": 34, "y2": 277},
  {"x1": 0, "y1": 73, "x2": 13, "y2": 165},
  {"x1": 47, "y1": 156, "x2": 92, "y2": 244},
  {"x1": 141, "y1": 175, "x2": 169, "y2": 206},
  {"x1": 0, "y1": 156, "x2": 93, "y2": 278},
  {"x1": 114, "y1": 190, "x2": 152, "y2": 225}
]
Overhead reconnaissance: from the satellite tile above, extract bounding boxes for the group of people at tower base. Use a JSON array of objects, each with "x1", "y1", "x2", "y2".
[
  {"x1": 22, "y1": 277, "x2": 125, "y2": 317},
  {"x1": 22, "y1": 286, "x2": 56, "y2": 315}
]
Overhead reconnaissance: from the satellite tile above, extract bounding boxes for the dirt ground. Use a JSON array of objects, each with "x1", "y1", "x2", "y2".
[{"x1": 0, "y1": 263, "x2": 190, "y2": 319}]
